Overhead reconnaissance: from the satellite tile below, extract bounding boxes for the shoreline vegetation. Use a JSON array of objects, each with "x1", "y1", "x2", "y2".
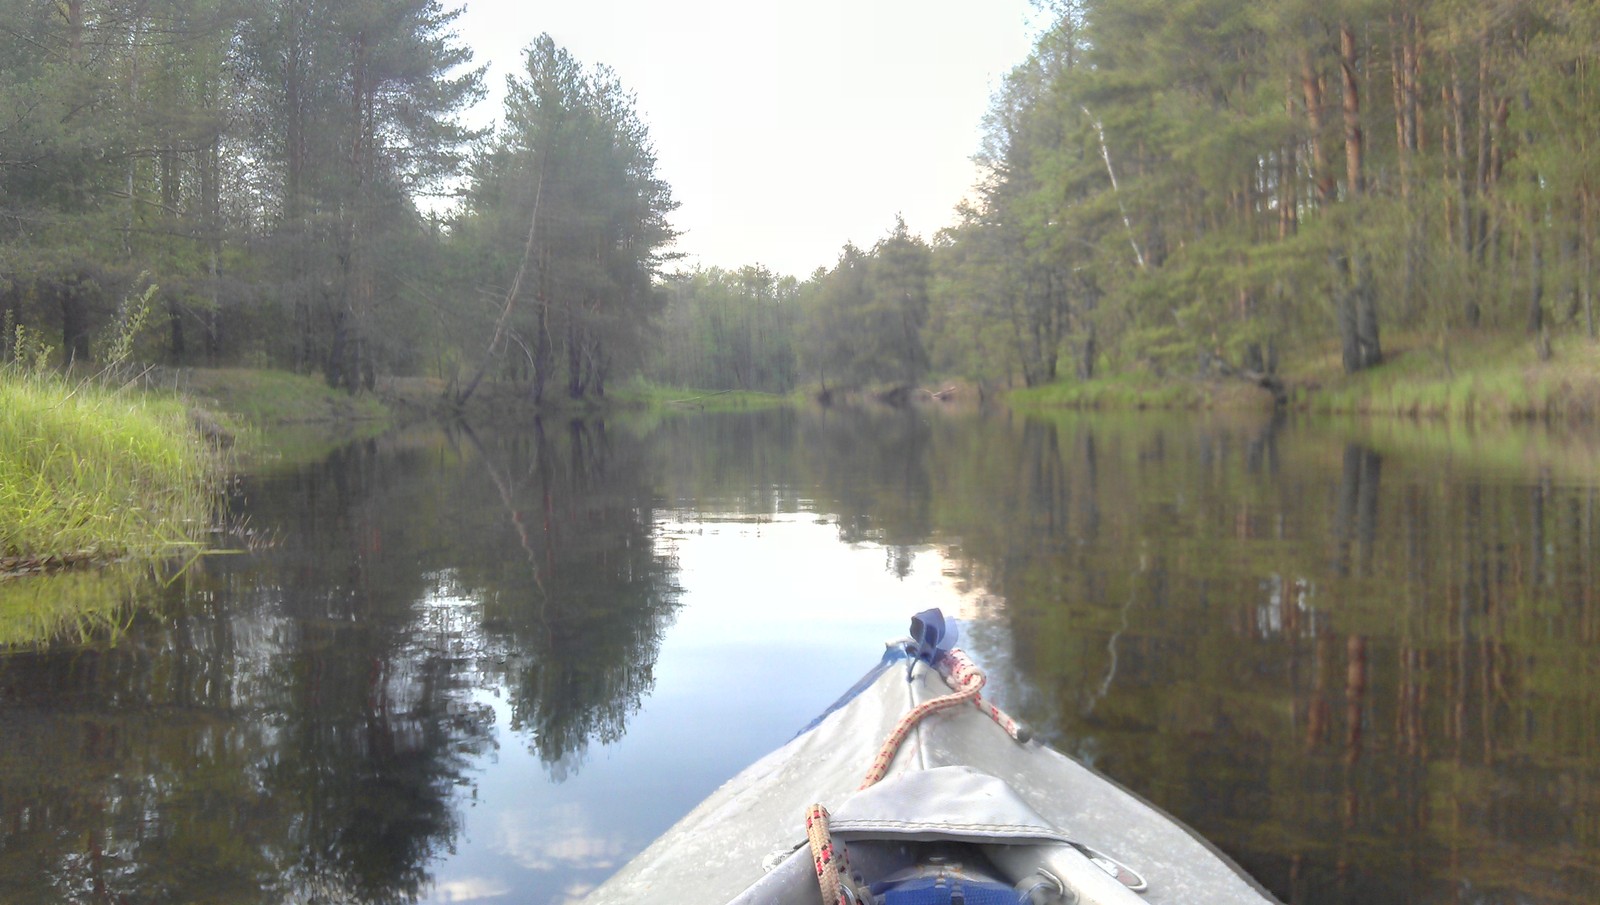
[
  {"x1": 177, "y1": 326, "x2": 1600, "y2": 436},
  {"x1": 0, "y1": 370, "x2": 216, "y2": 580},
  {"x1": 4, "y1": 328, "x2": 1591, "y2": 577},
  {"x1": 1007, "y1": 331, "x2": 1600, "y2": 421},
  {"x1": 4, "y1": 4, "x2": 1597, "y2": 493},
  {"x1": 216, "y1": 330, "x2": 1595, "y2": 427},
  {"x1": 2, "y1": 332, "x2": 1587, "y2": 646}
]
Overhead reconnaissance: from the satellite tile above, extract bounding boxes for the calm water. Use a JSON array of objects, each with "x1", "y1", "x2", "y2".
[{"x1": 1, "y1": 408, "x2": 1597, "y2": 904}]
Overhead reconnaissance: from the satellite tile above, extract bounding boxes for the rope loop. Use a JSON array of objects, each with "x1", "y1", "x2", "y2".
[
  {"x1": 809, "y1": 647, "x2": 1026, "y2": 905},
  {"x1": 805, "y1": 804, "x2": 851, "y2": 905}
]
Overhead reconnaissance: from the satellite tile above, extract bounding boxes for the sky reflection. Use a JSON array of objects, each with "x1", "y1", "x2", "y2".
[{"x1": 421, "y1": 511, "x2": 999, "y2": 904}]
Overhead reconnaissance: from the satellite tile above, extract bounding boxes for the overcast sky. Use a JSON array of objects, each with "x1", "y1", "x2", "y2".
[{"x1": 450, "y1": 0, "x2": 1039, "y2": 278}]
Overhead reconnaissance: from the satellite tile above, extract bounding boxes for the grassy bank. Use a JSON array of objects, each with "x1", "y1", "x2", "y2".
[
  {"x1": 608, "y1": 379, "x2": 796, "y2": 412},
  {"x1": 1289, "y1": 332, "x2": 1600, "y2": 420},
  {"x1": 1008, "y1": 332, "x2": 1600, "y2": 420},
  {"x1": 174, "y1": 367, "x2": 390, "y2": 425},
  {"x1": 163, "y1": 367, "x2": 393, "y2": 469},
  {"x1": 1007, "y1": 372, "x2": 1277, "y2": 413},
  {"x1": 374, "y1": 374, "x2": 796, "y2": 418},
  {"x1": 1, "y1": 371, "x2": 215, "y2": 573}
]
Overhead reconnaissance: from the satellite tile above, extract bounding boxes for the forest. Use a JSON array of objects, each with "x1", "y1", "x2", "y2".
[{"x1": 2, "y1": 0, "x2": 1597, "y2": 401}]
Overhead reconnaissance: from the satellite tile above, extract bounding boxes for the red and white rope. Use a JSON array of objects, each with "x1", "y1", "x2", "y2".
[
  {"x1": 805, "y1": 804, "x2": 850, "y2": 905},
  {"x1": 806, "y1": 647, "x2": 1026, "y2": 905}
]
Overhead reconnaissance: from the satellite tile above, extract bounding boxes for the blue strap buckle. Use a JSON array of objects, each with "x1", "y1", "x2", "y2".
[{"x1": 909, "y1": 608, "x2": 958, "y2": 663}]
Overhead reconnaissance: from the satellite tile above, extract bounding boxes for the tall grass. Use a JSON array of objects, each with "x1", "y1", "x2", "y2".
[
  {"x1": 1295, "y1": 332, "x2": 1600, "y2": 420},
  {"x1": 0, "y1": 367, "x2": 215, "y2": 566}
]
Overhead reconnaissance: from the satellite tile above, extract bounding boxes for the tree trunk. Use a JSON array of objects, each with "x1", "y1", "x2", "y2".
[
  {"x1": 1339, "y1": 23, "x2": 1381, "y2": 371},
  {"x1": 1339, "y1": 24, "x2": 1365, "y2": 197},
  {"x1": 1528, "y1": 228, "x2": 1549, "y2": 359},
  {"x1": 201, "y1": 136, "x2": 223, "y2": 363},
  {"x1": 340, "y1": 30, "x2": 370, "y2": 394},
  {"x1": 566, "y1": 313, "x2": 583, "y2": 398},
  {"x1": 1584, "y1": 195, "x2": 1596, "y2": 340},
  {"x1": 167, "y1": 297, "x2": 186, "y2": 363},
  {"x1": 1392, "y1": 12, "x2": 1422, "y2": 321},
  {"x1": 284, "y1": 0, "x2": 313, "y2": 372},
  {"x1": 61, "y1": 279, "x2": 91, "y2": 366},
  {"x1": 1473, "y1": 43, "x2": 1494, "y2": 272},
  {"x1": 1301, "y1": 52, "x2": 1336, "y2": 206}
]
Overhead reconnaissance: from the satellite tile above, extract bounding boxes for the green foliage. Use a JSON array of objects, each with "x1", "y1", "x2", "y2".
[
  {"x1": 1007, "y1": 372, "x2": 1248, "y2": 412},
  {"x1": 647, "y1": 266, "x2": 799, "y2": 393},
  {"x1": 609, "y1": 378, "x2": 796, "y2": 413},
  {"x1": 448, "y1": 35, "x2": 676, "y2": 403},
  {"x1": 796, "y1": 219, "x2": 934, "y2": 390},
  {"x1": 0, "y1": 0, "x2": 482, "y2": 385},
  {"x1": 1299, "y1": 331, "x2": 1600, "y2": 420},
  {"x1": 917, "y1": 0, "x2": 1600, "y2": 396},
  {"x1": 2, "y1": 0, "x2": 1597, "y2": 415}
]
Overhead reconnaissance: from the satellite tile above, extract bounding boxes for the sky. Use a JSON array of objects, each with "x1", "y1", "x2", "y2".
[{"x1": 450, "y1": 0, "x2": 1040, "y2": 278}]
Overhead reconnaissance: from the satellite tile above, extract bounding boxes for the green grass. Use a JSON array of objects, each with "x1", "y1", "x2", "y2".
[
  {"x1": 162, "y1": 367, "x2": 395, "y2": 471},
  {"x1": 609, "y1": 378, "x2": 798, "y2": 412},
  {"x1": 1008, "y1": 332, "x2": 1600, "y2": 421},
  {"x1": 1292, "y1": 332, "x2": 1600, "y2": 420},
  {"x1": 0, "y1": 370, "x2": 215, "y2": 566},
  {"x1": 176, "y1": 367, "x2": 390, "y2": 425},
  {"x1": 1007, "y1": 372, "x2": 1275, "y2": 412}
]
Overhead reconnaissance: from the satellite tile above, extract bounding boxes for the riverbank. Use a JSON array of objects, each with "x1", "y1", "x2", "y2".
[
  {"x1": 163, "y1": 328, "x2": 1600, "y2": 447},
  {"x1": 0, "y1": 372, "x2": 215, "y2": 577},
  {"x1": 1009, "y1": 332, "x2": 1600, "y2": 421},
  {"x1": 371, "y1": 374, "x2": 795, "y2": 419}
]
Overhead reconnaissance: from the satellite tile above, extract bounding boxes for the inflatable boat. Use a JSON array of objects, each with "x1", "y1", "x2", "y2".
[{"x1": 582, "y1": 610, "x2": 1280, "y2": 905}]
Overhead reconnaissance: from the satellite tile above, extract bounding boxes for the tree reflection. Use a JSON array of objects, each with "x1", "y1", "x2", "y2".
[
  {"x1": 453, "y1": 418, "x2": 682, "y2": 774},
  {"x1": 3, "y1": 409, "x2": 1597, "y2": 904},
  {"x1": 0, "y1": 416, "x2": 681, "y2": 902},
  {"x1": 928, "y1": 414, "x2": 1600, "y2": 904}
]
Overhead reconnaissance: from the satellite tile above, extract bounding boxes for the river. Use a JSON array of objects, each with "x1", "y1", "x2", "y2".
[{"x1": 1, "y1": 407, "x2": 1596, "y2": 904}]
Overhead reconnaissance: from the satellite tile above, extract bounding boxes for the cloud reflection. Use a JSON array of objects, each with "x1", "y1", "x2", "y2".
[
  {"x1": 429, "y1": 877, "x2": 513, "y2": 902},
  {"x1": 494, "y1": 802, "x2": 624, "y2": 873}
]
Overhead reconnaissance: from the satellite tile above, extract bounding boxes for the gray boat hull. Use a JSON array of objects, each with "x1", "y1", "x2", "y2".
[{"x1": 583, "y1": 647, "x2": 1280, "y2": 904}]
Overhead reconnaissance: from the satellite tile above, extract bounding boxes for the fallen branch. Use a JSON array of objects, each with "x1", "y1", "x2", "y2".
[{"x1": 454, "y1": 162, "x2": 546, "y2": 409}]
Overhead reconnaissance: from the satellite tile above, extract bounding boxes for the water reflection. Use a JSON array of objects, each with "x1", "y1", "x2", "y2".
[
  {"x1": 0, "y1": 417, "x2": 680, "y2": 903},
  {"x1": 940, "y1": 414, "x2": 1600, "y2": 904},
  {"x1": 1, "y1": 408, "x2": 1596, "y2": 904}
]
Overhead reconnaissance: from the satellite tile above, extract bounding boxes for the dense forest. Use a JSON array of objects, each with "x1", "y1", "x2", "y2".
[
  {"x1": 0, "y1": 0, "x2": 673, "y2": 403},
  {"x1": 2, "y1": 0, "x2": 1597, "y2": 400}
]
